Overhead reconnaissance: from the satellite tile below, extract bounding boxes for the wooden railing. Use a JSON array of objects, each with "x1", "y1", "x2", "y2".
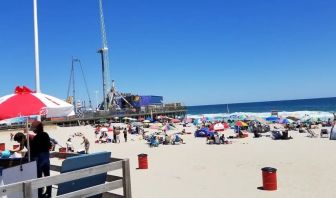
[{"x1": 0, "y1": 152, "x2": 132, "y2": 198}]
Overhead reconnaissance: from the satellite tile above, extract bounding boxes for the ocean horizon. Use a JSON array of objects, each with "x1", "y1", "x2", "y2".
[{"x1": 186, "y1": 97, "x2": 336, "y2": 118}]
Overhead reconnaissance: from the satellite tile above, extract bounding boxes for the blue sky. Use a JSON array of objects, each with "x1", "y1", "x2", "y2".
[{"x1": 1, "y1": 0, "x2": 336, "y2": 106}]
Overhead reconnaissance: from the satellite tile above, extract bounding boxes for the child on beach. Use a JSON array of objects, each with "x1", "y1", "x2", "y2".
[{"x1": 81, "y1": 136, "x2": 90, "y2": 154}]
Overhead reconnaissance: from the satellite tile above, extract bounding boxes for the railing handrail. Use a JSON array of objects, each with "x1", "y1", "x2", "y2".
[{"x1": 0, "y1": 155, "x2": 132, "y2": 198}]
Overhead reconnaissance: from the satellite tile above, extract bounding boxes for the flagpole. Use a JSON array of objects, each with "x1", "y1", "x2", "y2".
[{"x1": 33, "y1": 0, "x2": 41, "y2": 93}]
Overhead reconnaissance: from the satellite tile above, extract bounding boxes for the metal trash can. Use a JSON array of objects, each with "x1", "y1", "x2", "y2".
[
  {"x1": 261, "y1": 167, "x2": 277, "y2": 190},
  {"x1": 138, "y1": 154, "x2": 148, "y2": 169}
]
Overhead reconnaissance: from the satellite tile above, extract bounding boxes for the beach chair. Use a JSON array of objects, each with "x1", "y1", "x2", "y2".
[
  {"x1": 320, "y1": 129, "x2": 329, "y2": 138},
  {"x1": 306, "y1": 128, "x2": 319, "y2": 138}
]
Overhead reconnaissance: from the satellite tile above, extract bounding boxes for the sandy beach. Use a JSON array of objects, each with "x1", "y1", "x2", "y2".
[{"x1": 1, "y1": 124, "x2": 336, "y2": 198}]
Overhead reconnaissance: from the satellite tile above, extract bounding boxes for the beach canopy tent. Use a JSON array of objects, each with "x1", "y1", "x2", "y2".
[
  {"x1": 265, "y1": 116, "x2": 279, "y2": 122},
  {"x1": 195, "y1": 127, "x2": 214, "y2": 137},
  {"x1": 0, "y1": 86, "x2": 74, "y2": 120}
]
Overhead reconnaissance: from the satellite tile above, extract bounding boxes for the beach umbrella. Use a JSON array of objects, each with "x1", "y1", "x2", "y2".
[
  {"x1": 0, "y1": 86, "x2": 74, "y2": 120},
  {"x1": 238, "y1": 115, "x2": 247, "y2": 120},
  {"x1": 132, "y1": 122, "x2": 143, "y2": 126},
  {"x1": 150, "y1": 125, "x2": 159, "y2": 129},
  {"x1": 229, "y1": 114, "x2": 239, "y2": 121},
  {"x1": 253, "y1": 116, "x2": 268, "y2": 125},
  {"x1": 222, "y1": 122, "x2": 230, "y2": 129},
  {"x1": 100, "y1": 127, "x2": 108, "y2": 132},
  {"x1": 286, "y1": 116, "x2": 300, "y2": 121},
  {"x1": 213, "y1": 123, "x2": 225, "y2": 131},
  {"x1": 280, "y1": 118, "x2": 294, "y2": 124},
  {"x1": 162, "y1": 124, "x2": 175, "y2": 131},
  {"x1": 122, "y1": 117, "x2": 129, "y2": 120},
  {"x1": 143, "y1": 120, "x2": 151, "y2": 123},
  {"x1": 171, "y1": 118, "x2": 181, "y2": 123},
  {"x1": 183, "y1": 118, "x2": 193, "y2": 123},
  {"x1": 235, "y1": 121, "x2": 248, "y2": 127},
  {"x1": 193, "y1": 118, "x2": 203, "y2": 125}
]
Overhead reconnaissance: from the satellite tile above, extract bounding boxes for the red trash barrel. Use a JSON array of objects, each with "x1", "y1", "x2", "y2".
[
  {"x1": 0, "y1": 143, "x2": 5, "y2": 151},
  {"x1": 261, "y1": 167, "x2": 277, "y2": 190},
  {"x1": 138, "y1": 154, "x2": 148, "y2": 169}
]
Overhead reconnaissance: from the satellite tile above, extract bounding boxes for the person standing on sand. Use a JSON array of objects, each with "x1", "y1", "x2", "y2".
[
  {"x1": 123, "y1": 128, "x2": 128, "y2": 142},
  {"x1": 81, "y1": 136, "x2": 90, "y2": 154},
  {"x1": 30, "y1": 121, "x2": 52, "y2": 198}
]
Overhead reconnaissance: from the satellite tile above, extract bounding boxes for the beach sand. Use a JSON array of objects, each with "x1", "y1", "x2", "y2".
[{"x1": 1, "y1": 124, "x2": 336, "y2": 198}]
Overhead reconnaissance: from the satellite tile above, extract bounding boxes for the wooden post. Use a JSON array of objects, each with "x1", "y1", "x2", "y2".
[
  {"x1": 23, "y1": 182, "x2": 32, "y2": 198},
  {"x1": 122, "y1": 159, "x2": 132, "y2": 198}
]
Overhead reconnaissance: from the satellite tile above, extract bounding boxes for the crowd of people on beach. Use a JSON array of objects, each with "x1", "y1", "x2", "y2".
[{"x1": 192, "y1": 114, "x2": 336, "y2": 144}]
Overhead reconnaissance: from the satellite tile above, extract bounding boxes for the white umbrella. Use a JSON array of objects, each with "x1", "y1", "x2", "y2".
[
  {"x1": 213, "y1": 123, "x2": 225, "y2": 131},
  {"x1": 143, "y1": 120, "x2": 150, "y2": 123},
  {"x1": 100, "y1": 127, "x2": 108, "y2": 132}
]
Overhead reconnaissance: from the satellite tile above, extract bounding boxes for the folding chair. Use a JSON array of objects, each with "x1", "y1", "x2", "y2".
[{"x1": 306, "y1": 128, "x2": 319, "y2": 138}]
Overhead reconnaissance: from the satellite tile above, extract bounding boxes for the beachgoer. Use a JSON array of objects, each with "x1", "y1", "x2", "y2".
[
  {"x1": 123, "y1": 128, "x2": 128, "y2": 142},
  {"x1": 214, "y1": 134, "x2": 220, "y2": 144},
  {"x1": 49, "y1": 137, "x2": 58, "y2": 151},
  {"x1": 81, "y1": 136, "x2": 90, "y2": 154},
  {"x1": 66, "y1": 138, "x2": 74, "y2": 152},
  {"x1": 30, "y1": 121, "x2": 52, "y2": 198},
  {"x1": 219, "y1": 134, "x2": 225, "y2": 144},
  {"x1": 11, "y1": 131, "x2": 35, "y2": 156},
  {"x1": 10, "y1": 133, "x2": 14, "y2": 141}
]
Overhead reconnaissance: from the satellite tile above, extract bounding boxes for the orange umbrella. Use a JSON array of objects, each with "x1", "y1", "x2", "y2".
[{"x1": 235, "y1": 121, "x2": 248, "y2": 127}]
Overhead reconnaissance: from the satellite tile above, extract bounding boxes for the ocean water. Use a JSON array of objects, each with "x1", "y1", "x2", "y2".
[{"x1": 187, "y1": 97, "x2": 336, "y2": 120}]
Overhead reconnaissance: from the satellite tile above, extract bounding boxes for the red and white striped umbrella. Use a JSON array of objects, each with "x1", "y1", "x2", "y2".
[{"x1": 0, "y1": 86, "x2": 75, "y2": 120}]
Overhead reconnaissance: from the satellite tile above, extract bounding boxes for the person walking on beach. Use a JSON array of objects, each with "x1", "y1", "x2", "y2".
[
  {"x1": 10, "y1": 133, "x2": 14, "y2": 141},
  {"x1": 30, "y1": 121, "x2": 52, "y2": 198},
  {"x1": 123, "y1": 128, "x2": 128, "y2": 142},
  {"x1": 81, "y1": 136, "x2": 90, "y2": 154}
]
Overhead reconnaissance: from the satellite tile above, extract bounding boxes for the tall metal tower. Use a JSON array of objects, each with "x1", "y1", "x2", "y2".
[{"x1": 98, "y1": 0, "x2": 111, "y2": 111}]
